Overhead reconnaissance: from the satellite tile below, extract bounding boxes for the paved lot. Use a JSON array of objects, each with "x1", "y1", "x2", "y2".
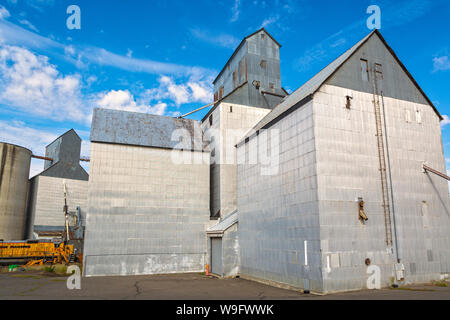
[{"x1": 0, "y1": 272, "x2": 449, "y2": 300}]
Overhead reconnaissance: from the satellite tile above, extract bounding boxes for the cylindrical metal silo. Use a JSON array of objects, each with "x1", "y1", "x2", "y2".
[{"x1": 0, "y1": 142, "x2": 32, "y2": 240}]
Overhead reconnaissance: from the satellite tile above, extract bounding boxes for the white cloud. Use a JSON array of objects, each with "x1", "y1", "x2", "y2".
[
  {"x1": 441, "y1": 115, "x2": 450, "y2": 128},
  {"x1": 97, "y1": 90, "x2": 149, "y2": 113},
  {"x1": 126, "y1": 48, "x2": 133, "y2": 58},
  {"x1": 0, "y1": 44, "x2": 89, "y2": 123},
  {"x1": 260, "y1": 15, "x2": 279, "y2": 28},
  {"x1": 18, "y1": 19, "x2": 38, "y2": 32},
  {"x1": 145, "y1": 76, "x2": 213, "y2": 106},
  {"x1": 230, "y1": 0, "x2": 241, "y2": 22},
  {"x1": 433, "y1": 56, "x2": 450, "y2": 72},
  {"x1": 148, "y1": 102, "x2": 167, "y2": 116},
  {"x1": 0, "y1": 5, "x2": 10, "y2": 19},
  {"x1": 191, "y1": 29, "x2": 239, "y2": 49},
  {"x1": 0, "y1": 18, "x2": 215, "y2": 79},
  {"x1": 188, "y1": 81, "x2": 212, "y2": 102},
  {"x1": 96, "y1": 90, "x2": 168, "y2": 116}
]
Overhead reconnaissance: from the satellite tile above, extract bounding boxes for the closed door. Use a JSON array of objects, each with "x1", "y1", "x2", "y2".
[{"x1": 211, "y1": 237, "x2": 223, "y2": 276}]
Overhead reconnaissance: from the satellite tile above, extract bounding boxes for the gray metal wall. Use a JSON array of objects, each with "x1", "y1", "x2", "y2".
[
  {"x1": 83, "y1": 143, "x2": 210, "y2": 276},
  {"x1": 222, "y1": 223, "x2": 240, "y2": 277},
  {"x1": 201, "y1": 103, "x2": 270, "y2": 218},
  {"x1": 326, "y1": 33, "x2": 429, "y2": 106},
  {"x1": 237, "y1": 100, "x2": 323, "y2": 292},
  {"x1": 0, "y1": 143, "x2": 31, "y2": 240},
  {"x1": 26, "y1": 175, "x2": 88, "y2": 238},
  {"x1": 312, "y1": 33, "x2": 449, "y2": 292},
  {"x1": 314, "y1": 84, "x2": 450, "y2": 292},
  {"x1": 42, "y1": 129, "x2": 88, "y2": 181},
  {"x1": 214, "y1": 30, "x2": 283, "y2": 109}
]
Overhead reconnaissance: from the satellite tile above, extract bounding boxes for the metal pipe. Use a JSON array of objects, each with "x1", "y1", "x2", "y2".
[
  {"x1": 381, "y1": 92, "x2": 401, "y2": 263},
  {"x1": 261, "y1": 90, "x2": 286, "y2": 98},
  {"x1": 178, "y1": 102, "x2": 215, "y2": 119},
  {"x1": 31, "y1": 155, "x2": 53, "y2": 161},
  {"x1": 423, "y1": 164, "x2": 450, "y2": 180}
]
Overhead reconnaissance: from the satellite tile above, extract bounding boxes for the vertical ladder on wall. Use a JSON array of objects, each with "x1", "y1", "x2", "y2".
[{"x1": 371, "y1": 66, "x2": 393, "y2": 246}]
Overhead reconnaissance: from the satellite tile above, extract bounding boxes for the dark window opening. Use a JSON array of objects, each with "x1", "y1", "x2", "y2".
[
  {"x1": 260, "y1": 60, "x2": 267, "y2": 69},
  {"x1": 375, "y1": 63, "x2": 383, "y2": 79},
  {"x1": 360, "y1": 59, "x2": 369, "y2": 81},
  {"x1": 346, "y1": 95, "x2": 352, "y2": 109},
  {"x1": 209, "y1": 115, "x2": 213, "y2": 126}
]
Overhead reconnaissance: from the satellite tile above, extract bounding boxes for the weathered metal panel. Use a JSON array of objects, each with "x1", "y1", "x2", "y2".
[
  {"x1": 222, "y1": 223, "x2": 240, "y2": 277},
  {"x1": 26, "y1": 175, "x2": 88, "y2": 238},
  {"x1": 0, "y1": 143, "x2": 31, "y2": 240},
  {"x1": 90, "y1": 108, "x2": 207, "y2": 152},
  {"x1": 326, "y1": 33, "x2": 430, "y2": 107},
  {"x1": 237, "y1": 99, "x2": 323, "y2": 292},
  {"x1": 41, "y1": 129, "x2": 88, "y2": 181},
  {"x1": 214, "y1": 29, "x2": 283, "y2": 109},
  {"x1": 83, "y1": 143, "x2": 210, "y2": 276},
  {"x1": 314, "y1": 83, "x2": 450, "y2": 292},
  {"x1": 211, "y1": 237, "x2": 223, "y2": 276}
]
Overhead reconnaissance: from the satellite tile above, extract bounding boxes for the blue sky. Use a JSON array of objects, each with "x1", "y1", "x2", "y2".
[{"x1": 0, "y1": 0, "x2": 449, "y2": 177}]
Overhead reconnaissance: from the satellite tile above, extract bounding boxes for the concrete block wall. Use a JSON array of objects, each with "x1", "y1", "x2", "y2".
[
  {"x1": 314, "y1": 84, "x2": 450, "y2": 292},
  {"x1": 83, "y1": 142, "x2": 210, "y2": 276},
  {"x1": 27, "y1": 175, "x2": 88, "y2": 237},
  {"x1": 237, "y1": 99, "x2": 323, "y2": 292}
]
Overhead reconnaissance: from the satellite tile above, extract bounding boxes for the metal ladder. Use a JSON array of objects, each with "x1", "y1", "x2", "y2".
[{"x1": 371, "y1": 66, "x2": 393, "y2": 246}]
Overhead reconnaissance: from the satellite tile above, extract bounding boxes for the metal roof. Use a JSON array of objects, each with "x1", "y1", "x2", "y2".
[
  {"x1": 206, "y1": 210, "x2": 238, "y2": 235},
  {"x1": 239, "y1": 30, "x2": 442, "y2": 144},
  {"x1": 90, "y1": 108, "x2": 208, "y2": 152}
]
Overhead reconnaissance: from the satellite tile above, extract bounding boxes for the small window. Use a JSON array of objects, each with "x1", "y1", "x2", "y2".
[
  {"x1": 422, "y1": 201, "x2": 429, "y2": 229},
  {"x1": 416, "y1": 109, "x2": 422, "y2": 124},
  {"x1": 375, "y1": 63, "x2": 383, "y2": 79},
  {"x1": 214, "y1": 92, "x2": 218, "y2": 102},
  {"x1": 229, "y1": 106, "x2": 233, "y2": 113},
  {"x1": 233, "y1": 71, "x2": 237, "y2": 88},
  {"x1": 209, "y1": 115, "x2": 213, "y2": 126},
  {"x1": 346, "y1": 95, "x2": 352, "y2": 109},
  {"x1": 405, "y1": 109, "x2": 411, "y2": 123},
  {"x1": 260, "y1": 60, "x2": 267, "y2": 69},
  {"x1": 261, "y1": 33, "x2": 266, "y2": 40},
  {"x1": 219, "y1": 86, "x2": 224, "y2": 100},
  {"x1": 360, "y1": 59, "x2": 369, "y2": 82},
  {"x1": 269, "y1": 83, "x2": 275, "y2": 92}
]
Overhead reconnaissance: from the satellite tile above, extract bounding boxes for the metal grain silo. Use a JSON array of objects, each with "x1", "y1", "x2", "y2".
[{"x1": 0, "y1": 143, "x2": 32, "y2": 240}]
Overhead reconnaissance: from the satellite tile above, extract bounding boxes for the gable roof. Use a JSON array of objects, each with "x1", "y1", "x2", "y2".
[
  {"x1": 213, "y1": 28, "x2": 281, "y2": 85},
  {"x1": 46, "y1": 129, "x2": 81, "y2": 148},
  {"x1": 242, "y1": 30, "x2": 442, "y2": 142}
]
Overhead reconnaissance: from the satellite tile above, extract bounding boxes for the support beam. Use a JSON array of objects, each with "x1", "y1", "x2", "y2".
[
  {"x1": 423, "y1": 164, "x2": 450, "y2": 181},
  {"x1": 178, "y1": 102, "x2": 215, "y2": 119},
  {"x1": 31, "y1": 155, "x2": 53, "y2": 161}
]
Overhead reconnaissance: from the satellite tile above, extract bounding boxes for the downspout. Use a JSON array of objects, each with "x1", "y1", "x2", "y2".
[{"x1": 381, "y1": 92, "x2": 400, "y2": 264}]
